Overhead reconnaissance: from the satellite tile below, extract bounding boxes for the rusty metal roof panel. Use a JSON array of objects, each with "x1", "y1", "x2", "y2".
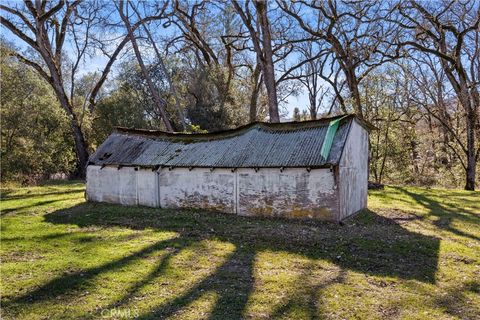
[{"x1": 88, "y1": 115, "x2": 358, "y2": 168}]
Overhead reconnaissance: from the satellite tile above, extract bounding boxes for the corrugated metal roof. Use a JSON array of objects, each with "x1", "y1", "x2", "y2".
[{"x1": 88, "y1": 115, "x2": 362, "y2": 168}]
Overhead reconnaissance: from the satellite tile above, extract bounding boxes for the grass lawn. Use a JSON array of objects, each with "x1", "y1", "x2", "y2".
[{"x1": 1, "y1": 181, "x2": 479, "y2": 319}]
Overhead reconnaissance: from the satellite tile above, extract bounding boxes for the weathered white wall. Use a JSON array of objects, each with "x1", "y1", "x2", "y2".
[
  {"x1": 86, "y1": 166, "x2": 137, "y2": 205},
  {"x1": 136, "y1": 168, "x2": 158, "y2": 207},
  {"x1": 338, "y1": 120, "x2": 369, "y2": 219},
  {"x1": 87, "y1": 166, "x2": 342, "y2": 220},
  {"x1": 158, "y1": 168, "x2": 236, "y2": 213},
  {"x1": 236, "y1": 168, "x2": 339, "y2": 220}
]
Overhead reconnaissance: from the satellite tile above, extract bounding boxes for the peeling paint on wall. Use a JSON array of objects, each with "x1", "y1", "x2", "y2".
[
  {"x1": 236, "y1": 168, "x2": 338, "y2": 220},
  {"x1": 159, "y1": 168, "x2": 236, "y2": 213},
  {"x1": 86, "y1": 166, "x2": 342, "y2": 220},
  {"x1": 86, "y1": 115, "x2": 370, "y2": 221}
]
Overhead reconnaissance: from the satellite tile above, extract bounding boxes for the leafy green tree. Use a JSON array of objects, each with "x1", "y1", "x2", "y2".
[
  {"x1": 91, "y1": 85, "x2": 152, "y2": 147},
  {"x1": 1, "y1": 55, "x2": 75, "y2": 183},
  {"x1": 182, "y1": 65, "x2": 249, "y2": 131}
]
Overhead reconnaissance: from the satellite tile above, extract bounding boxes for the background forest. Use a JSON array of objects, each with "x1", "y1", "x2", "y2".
[{"x1": 0, "y1": 0, "x2": 479, "y2": 190}]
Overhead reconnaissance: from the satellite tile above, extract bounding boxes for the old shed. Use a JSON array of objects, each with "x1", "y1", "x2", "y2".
[{"x1": 86, "y1": 114, "x2": 371, "y2": 221}]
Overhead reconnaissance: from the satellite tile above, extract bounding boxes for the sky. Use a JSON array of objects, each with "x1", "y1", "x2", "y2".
[
  {"x1": 0, "y1": 3, "x2": 312, "y2": 120},
  {"x1": 79, "y1": 53, "x2": 310, "y2": 118}
]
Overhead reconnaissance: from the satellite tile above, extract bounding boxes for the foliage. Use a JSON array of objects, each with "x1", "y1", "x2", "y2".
[
  {"x1": 0, "y1": 0, "x2": 477, "y2": 188},
  {"x1": 90, "y1": 63, "x2": 159, "y2": 147},
  {"x1": 91, "y1": 60, "x2": 250, "y2": 140},
  {"x1": 364, "y1": 65, "x2": 479, "y2": 188},
  {"x1": 187, "y1": 124, "x2": 208, "y2": 134},
  {"x1": 0, "y1": 56, "x2": 76, "y2": 183},
  {"x1": 179, "y1": 63, "x2": 250, "y2": 131},
  {"x1": 1, "y1": 181, "x2": 479, "y2": 319}
]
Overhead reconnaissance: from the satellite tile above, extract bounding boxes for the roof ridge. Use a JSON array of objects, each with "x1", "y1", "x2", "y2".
[{"x1": 114, "y1": 114, "x2": 357, "y2": 140}]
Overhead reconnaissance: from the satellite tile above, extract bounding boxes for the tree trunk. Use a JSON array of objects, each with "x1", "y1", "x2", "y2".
[
  {"x1": 51, "y1": 82, "x2": 90, "y2": 178},
  {"x1": 249, "y1": 64, "x2": 262, "y2": 122},
  {"x1": 344, "y1": 65, "x2": 364, "y2": 119},
  {"x1": 308, "y1": 89, "x2": 317, "y2": 120},
  {"x1": 441, "y1": 60, "x2": 477, "y2": 190},
  {"x1": 465, "y1": 110, "x2": 476, "y2": 190},
  {"x1": 70, "y1": 118, "x2": 89, "y2": 178},
  {"x1": 249, "y1": 92, "x2": 259, "y2": 123},
  {"x1": 118, "y1": 0, "x2": 174, "y2": 132},
  {"x1": 254, "y1": 0, "x2": 280, "y2": 123},
  {"x1": 38, "y1": 39, "x2": 90, "y2": 178}
]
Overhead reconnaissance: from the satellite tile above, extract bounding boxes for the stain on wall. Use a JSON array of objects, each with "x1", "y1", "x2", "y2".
[
  {"x1": 236, "y1": 168, "x2": 338, "y2": 220},
  {"x1": 159, "y1": 168, "x2": 236, "y2": 213},
  {"x1": 87, "y1": 166, "x2": 343, "y2": 220}
]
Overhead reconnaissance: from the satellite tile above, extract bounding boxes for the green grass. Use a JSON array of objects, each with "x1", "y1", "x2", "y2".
[{"x1": 1, "y1": 182, "x2": 479, "y2": 320}]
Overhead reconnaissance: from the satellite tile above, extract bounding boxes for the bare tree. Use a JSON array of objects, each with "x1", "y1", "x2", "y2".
[
  {"x1": 0, "y1": 0, "x2": 167, "y2": 177},
  {"x1": 296, "y1": 41, "x2": 329, "y2": 120},
  {"x1": 278, "y1": 0, "x2": 400, "y2": 119},
  {"x1": 130, "y1": 2, "x2": 186, "y2": 131},
  {"x1": 232, "y1": 0, "x2": 280, "y2": 122},
  {"x1": 393, "y1": 0, "x2": 479, "y2": 190},
  {"x1": 408, "y1": 55, "x2": 479, "y2": 190},
  {"x1": 172, "y1": 0, "x2": 219, "y2": 66},
  {"x1": 171, "y1": 0, "x2": 234, "y2": 105},
  {"x1": 170, "y1": 0, "x2": 308, "y2": 123},
  {"x1": 117, "y1": 0, "x2": 174, "y2": 132}
]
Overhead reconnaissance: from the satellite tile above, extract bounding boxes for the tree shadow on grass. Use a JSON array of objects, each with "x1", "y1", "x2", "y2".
[
  {"x1": 135, "y1": 248, "x2": 255, "y2": 320},
  {"x1": 269, "y1": 263, "x2": 348, "y2": 319},
  {"x1": 1, "y1": 200, "x2": 67, "y2": 216},
  {"x1": 4, "y1": 236, "x2": 186, "y2": 305},
  {"x1": 5, "y1": 202, "x2": 440, "y2": 319},
  {"x1": 0, "y1": 189, "x2": 83, "y2": 201},
  {"x1": 393, "y1": 187, "x2": 480, "y2": 242},
  {"x1": 0, "y1": 196, "x2": 80, "y2": 216}
]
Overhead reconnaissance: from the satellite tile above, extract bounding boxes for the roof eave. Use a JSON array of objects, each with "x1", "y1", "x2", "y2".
[{"x1": 87, "y1": 163, "x2": 339, "y2": 170}]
